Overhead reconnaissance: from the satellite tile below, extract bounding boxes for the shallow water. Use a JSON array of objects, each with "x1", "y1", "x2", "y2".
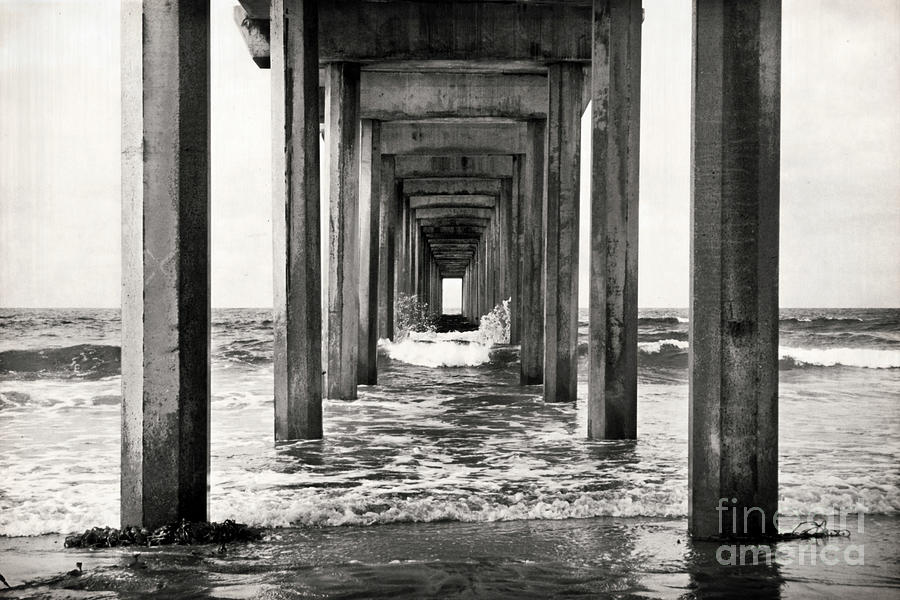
[
  {"x1": 0, "y1": 308, "x2": 898, "y2": 538},
  {"x1": 1, "y1": 515, "x2": 897, "y2": 598}
]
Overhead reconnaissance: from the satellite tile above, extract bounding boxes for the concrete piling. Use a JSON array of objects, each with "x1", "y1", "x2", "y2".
[
  {"x1": 325, "y1": 62, "x2": 361, "y2": 400},
  {"x1": 121, "y1": 0, "x2": 210, "y2": 529},
  {"x1": 543, "y1": 64, "x2": 584, "y2": 403},
  {"x1": 588, "y1": 0, "x2": 642, "y2": 440},
  {"x1": 271, "y1": 0, "x2": 323, "y2": 441},
  {"x1": 689, "y1": 0, "x2": 781, "y2": 538}
]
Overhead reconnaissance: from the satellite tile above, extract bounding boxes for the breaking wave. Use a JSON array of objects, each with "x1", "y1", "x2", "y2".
[{"x1": 0, "y1": 344, "x2": 120, "y2": 379}]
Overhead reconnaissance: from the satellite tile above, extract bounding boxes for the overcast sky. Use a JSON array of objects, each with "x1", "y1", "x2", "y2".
[{"x1": 1, "y1": 0, "x2": 898, "y2": 308}]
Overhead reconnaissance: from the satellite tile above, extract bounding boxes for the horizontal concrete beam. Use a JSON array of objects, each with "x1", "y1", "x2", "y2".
[
  {"x1": 414, "y1": 207, "x2": 494, "y2": 221},
  {"x1": 381, "y1": 122, "x2": 528, "y2": 155},
  {"x1": 423, "y1": 232, "x2": 483, "y2": 240},
  {"x1": 236, "y1": 1, "x2": 591, "y2": 63},
  {"x1": 233, "y1": 6, "x2": 271, "y2": 68},
  {"x1": 409, "y1": 195, "x2": 495, "y2": 209},
  {"x1": 395, "y1": 155, "x2": 515, "y2": 178},
  {"x1": 403, "y1": 177, "x2": 503, "y2": 196},
  {"x1": 362, "y1": 72, "x2": 546, "y2": 120},
  {"x1": 417, "y1": 217, "x2": 490, "y2": 228},
  {"x1": 420, "y1": 226, "x2": 487, "y2": 235}
]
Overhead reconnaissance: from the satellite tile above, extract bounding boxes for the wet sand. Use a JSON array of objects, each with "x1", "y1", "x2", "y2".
[{"x1": 1, "y1": 515, "x2": 897, "y2": 599}]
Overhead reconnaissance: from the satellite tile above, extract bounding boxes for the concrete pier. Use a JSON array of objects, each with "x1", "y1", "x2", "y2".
[
  {"x1": 326, "y1": 62, "x2": 361, "y2": 399},
  {"x1": 270, "y1": 0, "x2": 322, "y2": 441},
  {"x1": 689, "y1": 0, "x2": 781, "y2": 538},
  {"x1": 543, "y1": 64, "x2": 584, "y2": 403},
  {"x1": 119, "y1": 0, "x2": 785, "y2": 539},
  {"x1": 121, "y1": 0, "x2": 210, "y2": 529},
  {"x1": 588, "y1": 0, "x2": 642, "y2": 440}
]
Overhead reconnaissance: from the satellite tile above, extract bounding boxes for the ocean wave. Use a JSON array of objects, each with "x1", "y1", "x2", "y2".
[
  {"x1": 0, "y1": 344, "x2": 120, "y2": 379},
  {"x1": 637, "y1": 317, "x2": 688, "y2": 326},
  {"x1": 779, "y1": 346, "x2": 899, "y2": 369},
  {"x1": 781, "y1": 317, "x2": 864, "y2": 325},
  {"x1": 631, "y1": 341, "x2": 897, "y2": 370},
  {"x1": 210, "y1": 489, "x2": 689, "y2": 530},
  {"x1": 382, "y1": 338, "x2": 493, "y2": 367}
]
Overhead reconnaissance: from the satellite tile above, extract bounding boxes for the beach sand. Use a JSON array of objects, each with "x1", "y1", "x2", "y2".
[{"x1": 1, "y1": 515, "x2": 897, "y2": 599}]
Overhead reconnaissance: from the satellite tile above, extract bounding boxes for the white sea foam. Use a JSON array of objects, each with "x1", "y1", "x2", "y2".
[
  {"x1": 638, "y1": 339, "x2": 689, "y2": 354},
  {"x1": 779, "y1": 346, "x2": 899, "y2": 369},
  {"x1": 381, "y1": 337, "x2": 492, "y2": 367}
]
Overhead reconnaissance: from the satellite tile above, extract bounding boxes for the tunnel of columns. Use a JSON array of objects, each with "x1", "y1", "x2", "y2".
[{"x1": 121, "y1": 0, "x2": 781, "y2": 540}]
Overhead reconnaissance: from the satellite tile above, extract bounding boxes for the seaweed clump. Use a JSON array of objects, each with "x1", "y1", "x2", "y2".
[{"x1": 64, "y1": 519, "x2": 261, "y2": 549}]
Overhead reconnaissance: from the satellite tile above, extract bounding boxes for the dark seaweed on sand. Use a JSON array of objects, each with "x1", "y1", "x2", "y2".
[{"x1": 64, "y1": 519, "x2": 261, "y2": 548}]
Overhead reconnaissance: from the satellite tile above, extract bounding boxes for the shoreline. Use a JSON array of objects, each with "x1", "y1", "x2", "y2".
[{"x1": 1, "y1": 514, "x2": 897, "y2": 598}]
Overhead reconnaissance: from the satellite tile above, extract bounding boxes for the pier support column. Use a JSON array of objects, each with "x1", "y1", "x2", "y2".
[
  {"x1": 689, "y1": 0, "x2": 780, "y2": 538},
  {"x1": 270, "y1": 0, "x2": 322, "y2": 440},
  {"x1": 500, "y1": 178, "x2": 514, "y2": 315},
  {"x1": 377, "y1": 156, "x2": 396, "y2": 339},
  {"x1": 543, "y1": 64, "x2": 583, "y2": 402},
  {"x1": 358, "y1": 120, "x2": 381, "y2": 385},
  {"x1": 520, "y1": 121, "x2": 546, "y2": 384},
  {"x1": 326, "y1": 62, "x2": 361, "y2": 399},
  {"x1": 121, "y1": 0, "x2": 210, "y2": 529},
  {"x1": 588, "y1": 0, "x2": 642, "y2": 440}
]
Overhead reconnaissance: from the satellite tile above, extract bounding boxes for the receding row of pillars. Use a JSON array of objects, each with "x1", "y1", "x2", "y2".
[{"x1": 121, "y1": 0, "x2": 780, "y2": 539}]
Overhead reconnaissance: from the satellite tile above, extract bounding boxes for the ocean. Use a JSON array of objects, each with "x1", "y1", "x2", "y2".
[{"x1": 0, "y1": 307, "x2": 898, "y2": 597}]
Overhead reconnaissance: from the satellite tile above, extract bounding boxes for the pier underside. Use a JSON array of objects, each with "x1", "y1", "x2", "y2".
[{"x1": 121, "y1": 0, "x2": 781, "y2": 539}]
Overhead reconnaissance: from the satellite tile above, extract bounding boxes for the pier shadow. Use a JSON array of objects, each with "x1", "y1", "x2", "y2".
[{"x1": 683, "y1": 538, "x2": 784, "y2": 599}]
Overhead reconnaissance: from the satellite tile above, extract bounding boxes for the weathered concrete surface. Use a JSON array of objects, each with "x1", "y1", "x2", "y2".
[
  {"x1": 236, "y1": 0, "x2": 592, "y2": 63},
  {"x1": 360, "y1": 72, "x2": 547, "y2": 120},
  {"x1": 377, "y1": 156, "x2": 397, "y2": 339},
  {"x1": 395, "y1": 155, "x2": 513, "y2": 179},
  {"x1": 520, "y1": 121, "x2": 546, "y2": 384},
  {"x1": 690, "y1": 0, "x2": 781, "y2": 539},
  {"x1": 543, "y1": 64, "x2": 583, "y2": 403},
  {"x1": 358, "y1": 120, "x2": 381, "y2": 385},
  {"x1": 326, "y1": 62, "x2": 361, "y2": 399},
  {"x1": 233, "y1": 6, "x2": 270, "y2": 68},
  {"x1": 409, "y1": 195, "x2": 496, "y2": 209},
  {"x1": 381, "y1": 122, "x2": 528, "y2": 156},
  {"x1": 121, "y1": 0, "x2": 210, "y2": 530},
  {"x1": 271, "y1": 0, "x2": 323, "y2": 441},
  {"x1": 403, "y1": 178, "x2": 502, "y2": 197},
  {"x1": 588, "y1": 0, "x2": 641, "y2": 440},
  {"x1": 414, "y1": 207, "x2": 494, "y2": 221}
]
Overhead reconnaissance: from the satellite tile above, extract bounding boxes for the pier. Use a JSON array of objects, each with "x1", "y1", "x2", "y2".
[{"x1": 120, "y1": 0, "x2": 781, "y2": 539}]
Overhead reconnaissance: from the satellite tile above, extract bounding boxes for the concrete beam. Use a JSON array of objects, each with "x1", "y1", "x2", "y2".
[
  {"x1": 326, "y1": 62, "x2": 361, "y2": 400},
  {"x1": 403, "y1": 178, "x2": 503, "y2": 196},
  {"x1": 361, "y1": 72, "x2": 546, "y2": 120},
  {"x1": 409, "y1": 195, "x2": 496, "y2": 209},
  {"x1": 690, "y1": 0, "x2": 781, "y2": 539},
  {"x1": 271, "y1": 0, "x2": 323, "y2": 441},
  {"x1": 420, "y1": 225, "x2": 487, "y2": 235},
  {"x1": 233, "y1": 6, "x2": 271, "y2": 68},
  {"x1": 381, "y1": 122, "x2": 528, "y2": 155},
  {"x1": 395, "y1": 155, "x2": 514, "y2": 179},
  {"x1": 414, "y1": 207, "x2": 494, "y2": 221},
  {"x1": 588, "y1": 0, "x2": 642, "y2": 440},
  {"x1": 236, "y1": 0, "x2": 591, "y2": 63},
  {"x1": 121, "y1": 0, "x2": 210, "y2": 529}
]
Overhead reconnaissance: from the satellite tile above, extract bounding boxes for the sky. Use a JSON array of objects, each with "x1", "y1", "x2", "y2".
[{"x1": 1, "y1": 0, "x2": 898, "y2": 309}]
